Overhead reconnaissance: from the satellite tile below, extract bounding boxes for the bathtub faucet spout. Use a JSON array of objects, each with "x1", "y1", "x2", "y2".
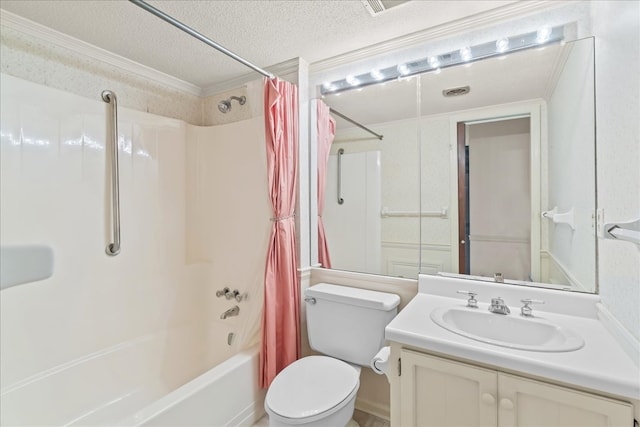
[{"x1": 221, "y1": 305, "x2": 240, "y2": 319}]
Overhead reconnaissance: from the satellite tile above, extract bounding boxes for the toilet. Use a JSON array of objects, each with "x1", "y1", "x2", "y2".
[{"x1": 264, "y1": 283, "x2": 400, "y2": 427}]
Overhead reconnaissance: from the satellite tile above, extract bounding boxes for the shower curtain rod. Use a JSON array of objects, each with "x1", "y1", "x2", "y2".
[
  {"x1": 128, "y1": 0, "x2": 275, "y2": 79},
  {"x1": 128, "y1": 0, "x2": 383, "y2": 142},
  {"x1": 329, "y1": 108, "x2": 384, "y2": 141}
]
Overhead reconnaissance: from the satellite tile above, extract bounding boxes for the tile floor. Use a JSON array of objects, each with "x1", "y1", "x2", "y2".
[{"x1": 252, "y1": 409, "x2": 389, "y2": 427}]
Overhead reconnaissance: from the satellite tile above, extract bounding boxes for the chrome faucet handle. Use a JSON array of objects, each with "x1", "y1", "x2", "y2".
[
  {"x1": 490, "y1": 297, "x2": 505, "y2": 305},
  {"x1": 216, "y1": 287, "x2": 230, "y2": 298},
  {"x1": 520, "y1": 299, "x2": 545, "y2": 317},
  {"x1": 489, "y1": 297, "x2": 510, "y2": 314},
  {"x1": 232, "y1": 290, "x2": 247, "y2": 302},
  {"x1": 457, "y1": 290, "x2": 478, "y2": 308}
]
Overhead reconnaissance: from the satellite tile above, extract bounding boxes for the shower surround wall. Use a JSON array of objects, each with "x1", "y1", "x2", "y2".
[{"x1": 0, "y1": 73, "x2": 271, "y2": 424}]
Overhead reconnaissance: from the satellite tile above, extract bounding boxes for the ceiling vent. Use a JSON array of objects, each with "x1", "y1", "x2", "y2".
[
  {"x1": 443, "y1": 86, "x2": 471, "y2": 97},
  {"x1": 362, "y1": 0, "x2": 411, "y2": 16}
]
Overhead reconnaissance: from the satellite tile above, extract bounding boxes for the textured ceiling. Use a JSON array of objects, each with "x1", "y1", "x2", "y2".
[{"x1": 0, "y1": 0, "x2": 517, "y2": 89}]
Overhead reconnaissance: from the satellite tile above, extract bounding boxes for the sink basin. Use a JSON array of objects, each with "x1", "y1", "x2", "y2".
[{"x1": 430, "y1": 307, "x2": 584, "y2": 352}]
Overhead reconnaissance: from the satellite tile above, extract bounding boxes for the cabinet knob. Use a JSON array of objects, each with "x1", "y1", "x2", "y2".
[
  {"x1": 500, "y1": 398, "x2": 514, "y2": 410},
  {"x1": 481, "y1": 393, "x2": 495, "y2": 405}
]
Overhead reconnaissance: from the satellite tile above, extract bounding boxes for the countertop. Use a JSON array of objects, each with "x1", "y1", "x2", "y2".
[{"x1": 385, "y1": 275, "x2": 640, "y2": 401}]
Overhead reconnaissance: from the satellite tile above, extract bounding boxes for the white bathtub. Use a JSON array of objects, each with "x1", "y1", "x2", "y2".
[
  {"x1": 0, "y1": 326, "x2": 265, "y2": 426},
  {"x1": 121, "y1": 347, "x2": 265, "y2": 427}
]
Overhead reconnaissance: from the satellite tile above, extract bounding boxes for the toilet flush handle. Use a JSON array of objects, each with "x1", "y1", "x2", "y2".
[{"x1": 304, "y1": 297, "x2": 316, "y2": 305}]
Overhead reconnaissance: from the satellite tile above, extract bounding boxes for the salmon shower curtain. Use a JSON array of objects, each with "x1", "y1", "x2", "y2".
[
  {"x1": 316, "y1": 101, "x2": 335, "y2": 268},
  {"x1": 260, "y1": 77, "x2": 300, "y2": 388}
]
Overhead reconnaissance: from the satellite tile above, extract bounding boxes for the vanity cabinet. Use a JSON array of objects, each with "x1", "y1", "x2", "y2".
[{"x1": 395, "y1": 348, "x2": 634, "y2": 427}]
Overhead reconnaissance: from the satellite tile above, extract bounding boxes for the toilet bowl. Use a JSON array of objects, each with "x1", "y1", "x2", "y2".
[
  {"x1": 265, "y1": 356, "x2": 360, "y2": 427},
  {"x1": 264, "y1": 284, "x2": 400, "y2": 427}
]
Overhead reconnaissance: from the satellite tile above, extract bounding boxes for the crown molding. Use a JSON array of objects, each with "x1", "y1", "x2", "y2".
[
  {"x1": 0, "y1": 10, "x2": 203, "y2": 97},
  {"x1": 201, "y1": 58, "x2": 301, "y2": 97},
  {"x1": 310, "y1": 0, "x2": 574, "y2": 75}
]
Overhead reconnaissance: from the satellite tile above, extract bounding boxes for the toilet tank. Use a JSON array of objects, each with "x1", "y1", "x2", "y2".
[{"x1": 305, "y1": 283, "x2": 400, "y2": 366}]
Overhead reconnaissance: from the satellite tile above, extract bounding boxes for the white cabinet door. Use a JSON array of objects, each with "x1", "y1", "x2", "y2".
[
  {"x1": 400, "y1": 349, "x2": 498, "y2": 427},
  {"x1": 498, "y1": 373, "x2": 633, "y2": 427}
]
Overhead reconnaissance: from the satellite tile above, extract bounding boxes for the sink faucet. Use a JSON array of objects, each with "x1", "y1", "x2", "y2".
[
  {"x1": 488, "y1": 297, "x2": 510, "y2": 315},
  {"x1": 221, "y1": 305, "x2": 240, "y2": 319},
  {"x1": 520, "y1": 299, "x2": 545, "y2": 317}
]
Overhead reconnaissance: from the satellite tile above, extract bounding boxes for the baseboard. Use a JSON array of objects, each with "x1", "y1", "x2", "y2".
[{"x1": 355, "y1": 397, "x2": 390, "y2": 421}]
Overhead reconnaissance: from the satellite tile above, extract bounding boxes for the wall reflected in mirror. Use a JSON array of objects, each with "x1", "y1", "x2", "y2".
[{"x1": 318, "y1": 36, "x2": 597, "y2": 293}]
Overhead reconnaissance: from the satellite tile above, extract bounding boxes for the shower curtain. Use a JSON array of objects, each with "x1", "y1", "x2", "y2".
[
  {"x1": 260, "y1": 77, "x2": 300, "y2": 388},
  {"x1": 316, "y1": 101, "x2": 335, "y2": 268}
]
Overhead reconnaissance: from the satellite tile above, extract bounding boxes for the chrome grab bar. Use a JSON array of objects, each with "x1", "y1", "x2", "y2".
[
  {"x1": 337, "y1": 148, "x2": 344, "y2": 205},
  {"x1": 102, "y1": 90, "x2": 121, "y2": 256}
]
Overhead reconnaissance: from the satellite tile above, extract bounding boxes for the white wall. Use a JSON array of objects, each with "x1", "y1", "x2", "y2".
[
  {"x1": 547, "y1": 38, "x2": 597, "y2": 291},
  {"x1": 468, "y1": 119, "x2": 531, "y2": 280},
  {"x1": 418, "y1": 116, "x2": 454, "y2": 277},
  {"x1": 591, "y1": 0, "x2": 640, "y2": 341},
  {"x1": 326, "y1": 117, "x2": 424, "y2": 278}
]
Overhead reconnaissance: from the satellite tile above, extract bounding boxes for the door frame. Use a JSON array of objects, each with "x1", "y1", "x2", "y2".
[{"x1": 449, "y1": 101, "x2": 543, "y2": 281}]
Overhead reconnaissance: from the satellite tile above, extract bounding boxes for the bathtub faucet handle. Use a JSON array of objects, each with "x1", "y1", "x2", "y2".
[
  {"x1": 216, "y1": 287, "x2": 230, "y2": 298},
  {"x1": 231, "y1": 289, "x2": 247, "y2": 302}
]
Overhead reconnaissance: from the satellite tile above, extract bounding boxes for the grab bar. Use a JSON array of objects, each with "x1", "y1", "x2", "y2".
[
  {"x1": 337, "y1": 148, "x2": 345, "y2": 205},
  {"x1": 102, "y1": 90, "x2": 121, "y2": 256},
  {"x1": 381, "y1": 207, "x2": 448, "y2": 218}
]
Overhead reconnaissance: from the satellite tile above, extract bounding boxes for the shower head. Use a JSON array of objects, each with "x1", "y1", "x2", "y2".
[{"x1": 218, "y1": 95, "x2": 246, "y2": 113}]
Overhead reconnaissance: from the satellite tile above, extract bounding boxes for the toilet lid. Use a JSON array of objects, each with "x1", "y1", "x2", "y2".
[{"x1": 266, "y1": 356, "x2": 360, "y2": 420}]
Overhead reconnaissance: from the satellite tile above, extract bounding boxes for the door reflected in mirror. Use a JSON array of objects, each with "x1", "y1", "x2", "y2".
[{"x1": 318, "y1": 37, "x2": 596, "y2": 293}]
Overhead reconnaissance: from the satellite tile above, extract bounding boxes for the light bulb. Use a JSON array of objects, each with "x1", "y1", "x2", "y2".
[
  {"x1": 397, "y1": 63, "x2": 410, "y2": 76},
  {"x1": 496, "y1": 37, "x2": 509, "y2": 53},
  {"x1": 536, "y1": 27, "x2": 552, "y2": 44},
  {"x1": 322, "y1": 82, "x2": 336, "y2": 92},
  {"x1": 370, "y1": 69, "x2": 385, "y2": 81},
  {"x1": 459, "y1": 47, "x2": 472, "y2": 62},
  {"x1": 345, "y1": 75, "x2": 360, "y2": 87}
]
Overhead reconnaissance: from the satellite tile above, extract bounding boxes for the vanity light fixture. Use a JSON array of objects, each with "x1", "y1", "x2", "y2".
[
  {"x1": 397, "y1": 63, "x2": 411, "y2": 76},
  {"x1": 370, "y1": 69, "x2": 385, "y2": 81},
  {"x1": 459, "y1": 46, "x2": 472, "y2": 62},
  {"x1": 536, "y1": 27, "x2": 552, "y2": 44},
  {"x1": 345, "y1": 75, "x2": 361, "y2": 86},
  {"x1": 320, "y1": 25, "x2": 564, "y2": 95},
  {"x1": 495, "y1": 37, "x2": 510, "y2": 53},
  {"x1": 322, "y1": 82, "x2": 336, "y2": 92}
]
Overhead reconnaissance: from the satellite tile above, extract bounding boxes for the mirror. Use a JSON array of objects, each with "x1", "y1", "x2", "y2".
[{"x1": 318, "y1": 37, "x2": 597, "y2": 293}]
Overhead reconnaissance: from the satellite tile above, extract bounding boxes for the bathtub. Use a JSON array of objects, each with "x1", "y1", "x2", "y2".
[
  {"x1": 0, "y1": 325, "x2": 265, "y2": 426},
  {"x1": 122, "y1": 347, "x2": 265, "y2": 426}
]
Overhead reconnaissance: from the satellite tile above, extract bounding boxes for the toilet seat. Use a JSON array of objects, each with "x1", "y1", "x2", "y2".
[{"x1": 265, "y1": 356, "x2": 360, "y2": 424}]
